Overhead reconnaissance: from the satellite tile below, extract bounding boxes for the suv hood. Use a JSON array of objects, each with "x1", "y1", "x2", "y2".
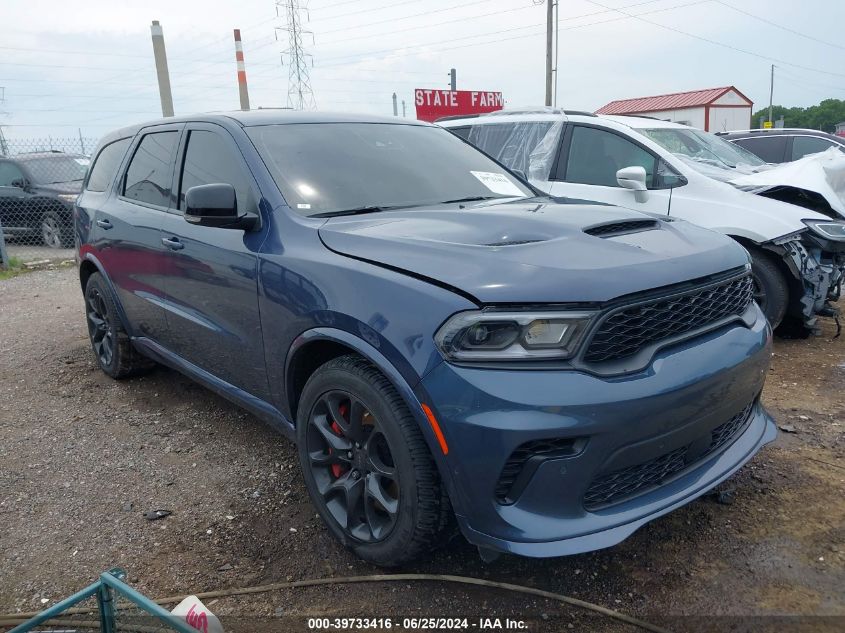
[
  {"x1": 729, "y1": 147, "x2": 845, "y2": 219},
  {"x1": 318, "y1": 200, "x2": 748, "y2": 304}
]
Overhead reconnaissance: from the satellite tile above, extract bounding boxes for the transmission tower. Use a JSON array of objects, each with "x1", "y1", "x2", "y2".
[{"x1": 276, "y1": 0, "x2": 317, "y2": 110}]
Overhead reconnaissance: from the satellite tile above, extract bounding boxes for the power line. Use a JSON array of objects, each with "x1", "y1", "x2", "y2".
[
  {"x1": 584, "y1": 0, "x2": 845, "y2": 80},
  {"x1": 315, "y1": 0, "x2": 697, "y2": 67},
  {"x1": 714, "y1": 1, "x2": 845, "y2": 52},
  {"x1": 319, "y1": 0, "x2": 497, "y2": 33}
]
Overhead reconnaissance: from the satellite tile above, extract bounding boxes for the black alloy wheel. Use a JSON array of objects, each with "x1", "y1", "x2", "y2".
[
  {"x1": 296, "y1": 355, "x2": 452, "y2": 566},
  {"x1": 86, "y1": 285, "x2": 115, "y2": 368},
  {"x1": 306, "y1": 390, "x2": 400, "y2": 542},
  {"x1": 83, "y1": 272, "x2": 155, "y2": 378}
]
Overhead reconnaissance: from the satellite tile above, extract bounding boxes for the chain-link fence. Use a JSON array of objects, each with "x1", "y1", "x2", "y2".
[{"x1": 0, "y1": 137, "x2": 98, "y2": 267}]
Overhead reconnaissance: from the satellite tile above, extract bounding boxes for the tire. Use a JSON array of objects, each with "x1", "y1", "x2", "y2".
[
  {"x1": 748, "y1": 248, "x2": 789, "y2": 329},
  {"x1": 84, "y1": 273, "x2": 155, "y2": 379},
  {"x1": 296, "y1": 355, "x2": 452, "y2": 567},
  {"x1": 41, "y1": 209, "x2": 73, "y2": 249}
]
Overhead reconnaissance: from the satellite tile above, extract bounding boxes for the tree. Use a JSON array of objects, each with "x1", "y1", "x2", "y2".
[{"x1": 751, "y1": 99, "x2": 845, "y2": 132}]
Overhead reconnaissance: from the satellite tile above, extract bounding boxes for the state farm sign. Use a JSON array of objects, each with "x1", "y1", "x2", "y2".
[{"x1": 414, "y1": 89, "x2": 504, "y2": 123}]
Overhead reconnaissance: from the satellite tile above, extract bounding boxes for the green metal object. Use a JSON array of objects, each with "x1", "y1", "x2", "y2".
[{"x1": 7, "y1": 568, "x2": 198, "y2": 633}]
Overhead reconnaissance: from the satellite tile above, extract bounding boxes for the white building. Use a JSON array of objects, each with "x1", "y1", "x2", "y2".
[{"x1": 596, "y1": 86, "x2": 753, "y2": 133}]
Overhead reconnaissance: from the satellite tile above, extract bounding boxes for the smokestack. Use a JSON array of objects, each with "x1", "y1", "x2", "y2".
[
  {"x1": 150, "y1": 20, "x2": 174, "y2": 117},
  {"x1": 234, "y1": 29, "x2": 250, "y2": 111}
]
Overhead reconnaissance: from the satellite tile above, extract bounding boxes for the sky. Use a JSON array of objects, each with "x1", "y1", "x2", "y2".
[{"x1": 1, "y1": 0, "x2": 843, "y2": 141}]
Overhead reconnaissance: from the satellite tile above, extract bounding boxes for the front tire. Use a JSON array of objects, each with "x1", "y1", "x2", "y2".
[
  {"x1": 296, "y1": 355, "x2": 451, "y2": 567},
  {"x1": 41, "y1": 209, "x2": 72, "y2": 249},
  {"x1": 84, "y1": 273, "x2": 155, "y2": 378},
  {"x1": 748, "y1": 248, "x2": 789, "y2": 329}
]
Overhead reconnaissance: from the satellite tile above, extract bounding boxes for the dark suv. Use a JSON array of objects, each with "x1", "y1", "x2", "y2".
[
  {"x1": 717, "y1": 128, "x2": 845, "y2": 164},
  {"x1": 0, "y1": 151, "x2": 88, "y2": 248},
  {"x1": 75, "y1": 111, "x2": 776, "y2": 565}
]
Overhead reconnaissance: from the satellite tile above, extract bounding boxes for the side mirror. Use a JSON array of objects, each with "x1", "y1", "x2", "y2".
[
  {"x1": 616, "y1": 166, "x2": 649, "y2": 203},
  {"x1": 10, "y1": 178, "x2": 29, "y2": 190},
  {"x1": 184, "y1": 183, "x2": 259, "y2": 230}
]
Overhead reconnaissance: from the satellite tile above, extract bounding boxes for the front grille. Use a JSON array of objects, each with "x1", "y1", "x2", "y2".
[
  {"x1": 584, "y1": 220, "x2": 658, "y2": 237},
  {"x1": 584, "y1": 274, "x2": 754, "y2": 363},
  {"x1": 583, "y1": 402, "x2": 755, "y2": 511},
  {"x1": 495, "y1": 438, "x2": 579, "y2": 503}
]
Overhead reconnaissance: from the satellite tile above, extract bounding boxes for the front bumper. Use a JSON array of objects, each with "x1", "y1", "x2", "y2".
[{"x1": 418, "y1": 310, "x2": 775, "y2": 557}]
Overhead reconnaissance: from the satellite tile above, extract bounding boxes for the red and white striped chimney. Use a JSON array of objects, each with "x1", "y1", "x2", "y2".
[{"x1": 234, "y1": 29, "x2": 250, "y2": 111}]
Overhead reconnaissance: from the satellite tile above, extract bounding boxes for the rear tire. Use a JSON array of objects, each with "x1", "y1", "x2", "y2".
[
  {"x1": 84, "y1": 273, "x2": 155, "y2": 378},
  {"x1": 296, "y1": 355, "x2": 452, "y2": 567},
  {"x1": 748, "y1": 248, "x2": 789, "y2": 329}
]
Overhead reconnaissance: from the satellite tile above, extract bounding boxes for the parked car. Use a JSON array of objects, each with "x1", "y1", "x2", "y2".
[
  {"x1": 439, "y1": 110, "x2": 845, "y2": 333},
  {"x1": 0, "y1": 151, "x2": 88, "y2": 248},
  {"x1": 717, "y1": 128, "x2": 845, "y2": 164},
  {"x1": 76, "y1": 111, "x2": 775, "y2": 565}
]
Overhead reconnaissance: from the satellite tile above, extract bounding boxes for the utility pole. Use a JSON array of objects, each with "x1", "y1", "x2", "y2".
[
  {"x1": 449, "y1": 68, "x2": 456, "y2": 92},
  {"x1": 768, "y1": 64, "x2": 774, "y2": 125},
  {"x1": 150, "y1": 21, "x2": 174, "y2": 117},
  {"x1": 78, "y1": 128, "x2": 85, "y2": 155},
  {"x1": 392, "y1": 93, "x2": 398, "y2": 116},
  {"x1": 402, "y1": 100, "x2": 406, "y2": 117},
  {"x1": 0, "y1": 87, "x2": 8, "y2": 156},
  {"x1": 233, "y1": 29, "x2": 251, "y2": 111},
  {"x1": 545, "y1": 0, "x2": 553, "y2": 106},
  {"x1": 277, "y1": 0, "x2": 317, "y2": 110}
]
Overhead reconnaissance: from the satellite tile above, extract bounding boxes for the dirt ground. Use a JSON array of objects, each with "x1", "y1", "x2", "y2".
[{"x1": 0, "y1": 267, "x2": 842, "y2": 633}]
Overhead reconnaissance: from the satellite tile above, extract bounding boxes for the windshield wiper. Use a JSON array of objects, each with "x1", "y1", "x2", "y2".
[{"x1": 310, "y1": 203, "x2": 417, "y2": 218}]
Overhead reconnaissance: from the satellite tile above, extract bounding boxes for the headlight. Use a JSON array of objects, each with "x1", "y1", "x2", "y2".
[
  {"x1": 803, "y1": 219, "x2": 845, "y2": 241},
  {"x1": 434, "y1": 309, "x2": 595, "y2": 361},
  {"x1": 56, "y1": 193, "x2": 78, "y2": 205}
]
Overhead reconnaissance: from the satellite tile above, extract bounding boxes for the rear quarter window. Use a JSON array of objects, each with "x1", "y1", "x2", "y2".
[{"x1": 86, "y1": 138, "x2": 131, "y2": 192}]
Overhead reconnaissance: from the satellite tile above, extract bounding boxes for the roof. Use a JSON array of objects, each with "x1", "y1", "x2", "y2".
[
  {"x1": 97, "y1": 110, "x2": 429, "y2": 146},
  {"x1": 596, "y1": 86, "x2": 752, "y2": 115},
  {"x1": 600, "y1": 115, "x2": 690, "y2": 130}
]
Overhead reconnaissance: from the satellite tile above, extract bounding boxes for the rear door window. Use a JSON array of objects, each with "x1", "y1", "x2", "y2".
[
  {"x1": 563, "y1": 125, "x2": 656, "y2": 187},
  {"x1": 86, "y1": 138, "x2": 131, "y2": 192},
  {"x1": 178, "y1": 130, "x2": 255, "y2": 213},
  {"x1": 123, "y1": 131, "x2": 179, "y2": 207},
  {"x1": 790, "y1": 136, "x2": 839, "y2": 161},
  {"x1": 732, "y1": 136, "x2": 786, "y2": 163}
]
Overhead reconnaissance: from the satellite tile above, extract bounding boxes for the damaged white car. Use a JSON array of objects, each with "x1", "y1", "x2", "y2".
[{"x1": 439, "y1": 110, "x2": 845, "y2": 334}]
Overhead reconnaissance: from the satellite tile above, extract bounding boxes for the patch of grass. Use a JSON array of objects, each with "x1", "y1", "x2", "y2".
[{"x1": 0, "y1": 256, "x2": 28, "y2": 281}]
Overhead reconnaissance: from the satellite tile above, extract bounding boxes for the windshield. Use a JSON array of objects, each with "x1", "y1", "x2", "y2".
[
  {"x1": 21, "y1": 155, "x2": 89, "y2": 184},
  {"x1": 640, "y1": 127, "x2": 766, "y2": 169},
  {"x1": 247, "y1": 123, "x2": 533, "y2": 216}
]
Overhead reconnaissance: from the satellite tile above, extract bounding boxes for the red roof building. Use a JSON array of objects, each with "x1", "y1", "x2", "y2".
[{"x1": 596, "y1": 86, "x2": 753, "y2": 132}]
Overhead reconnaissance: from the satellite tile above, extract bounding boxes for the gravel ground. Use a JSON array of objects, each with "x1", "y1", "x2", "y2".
[{"x1": 0, "y1": 267, "x2": 843, "y2": 633}]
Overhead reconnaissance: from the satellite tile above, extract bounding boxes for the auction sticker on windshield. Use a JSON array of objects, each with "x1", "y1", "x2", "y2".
[{"x1": 470, "y1": 171, "x2": 524, "y2": 196}]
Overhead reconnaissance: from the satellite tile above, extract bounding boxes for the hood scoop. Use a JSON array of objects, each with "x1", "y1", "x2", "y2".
[
  {"x1": 584, "y1": 219, "x2": 659, "y2": 238},
  {"x1": 483, "y1": 239, "x2": 543, "y2": 247}
]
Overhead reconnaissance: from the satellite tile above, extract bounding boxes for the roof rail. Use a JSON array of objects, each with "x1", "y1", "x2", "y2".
[{"x1": 563, "y1": 110, "x2": 597, "y2": 117}]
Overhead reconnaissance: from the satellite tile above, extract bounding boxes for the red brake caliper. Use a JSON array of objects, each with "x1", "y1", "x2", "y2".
[{"x1": 330, "y1": 404, "x2": 349, "y2": 478}]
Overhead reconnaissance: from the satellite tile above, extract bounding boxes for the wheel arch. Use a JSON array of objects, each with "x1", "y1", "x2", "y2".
[
  {"x1": 727, "y1": 234, "x2": 804, "y2": 315},
  {"x1": 78, "y1": 254, "x2": 133, "y2": 335},
  {"x1": 284, "y1": 327, "x2": 461, "y2": 512}
]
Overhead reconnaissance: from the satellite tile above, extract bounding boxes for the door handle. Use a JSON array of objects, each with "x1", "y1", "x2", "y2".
[
  {"x1": 96, "y1": 219, "x2": 113, "y2": 229},
  {"x1": 161, "y1": 236, "x2": 184, "y2": 250}
]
